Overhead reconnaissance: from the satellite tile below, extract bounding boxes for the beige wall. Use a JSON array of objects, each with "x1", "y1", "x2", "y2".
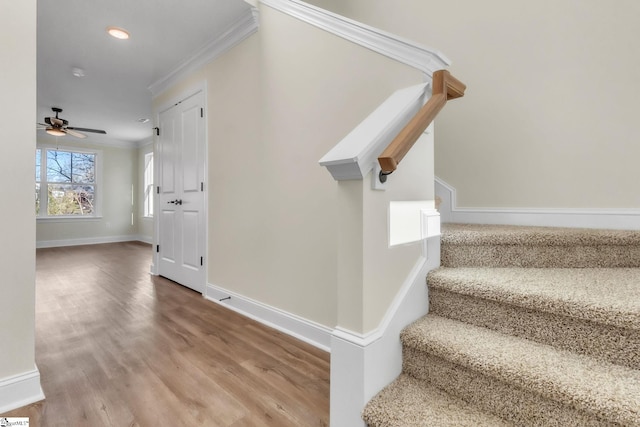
[
  {"x1": 308, "y1": 0, "x2": 640, "y2": 209},
  {"x1": 154, "y1": 4, "x2": 422, "y2": 328},
  {"x1": 0, "y1": 0, "x2": 37, "y2": 379},
  {"x1": 36, "y1": 140, "x2": 138, "y2": 244}
]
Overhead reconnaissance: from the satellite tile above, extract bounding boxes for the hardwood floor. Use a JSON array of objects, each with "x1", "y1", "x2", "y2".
[{"x1": 1, "y1": 242, "x2": 330, "y2": 426}]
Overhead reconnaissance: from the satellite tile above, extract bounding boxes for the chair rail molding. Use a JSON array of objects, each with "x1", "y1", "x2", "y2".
[
  {"x1": 436, "y1": 177, "x2": 640, "y2": 230},
  {"x1": 148, "y1": 7, "x2": 259, "y2": 97},
  {"x1": 260, "y1": 0, "x2": 450, "y2": 76}
]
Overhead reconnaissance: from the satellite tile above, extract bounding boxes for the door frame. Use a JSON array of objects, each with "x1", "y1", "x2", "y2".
[{"x1": 150, "y1": 80, "x2": 208, "y2": 290}]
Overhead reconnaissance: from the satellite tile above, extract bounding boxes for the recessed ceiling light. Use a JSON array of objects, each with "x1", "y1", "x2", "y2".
[{"x1": 107, "y1": 26, "x2": 130, "y2": 40}]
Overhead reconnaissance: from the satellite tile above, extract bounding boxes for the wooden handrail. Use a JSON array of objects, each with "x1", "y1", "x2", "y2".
[{"x1": 378, "y1": 70, "x2": 466, "y2": 174}]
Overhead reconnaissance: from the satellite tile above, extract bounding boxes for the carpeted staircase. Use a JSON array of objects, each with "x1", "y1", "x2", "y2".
[{"x1": 363, "y1": 223, "x2": 640, "y2": 426}]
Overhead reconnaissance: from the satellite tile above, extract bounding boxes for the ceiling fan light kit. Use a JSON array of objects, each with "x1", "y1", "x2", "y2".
[
  {"x1": 46, "y1": 128, "x2": 66, "y2": 137},
  {"x1": 38, "y1": 107, "x2": 106, "y2": 139}
]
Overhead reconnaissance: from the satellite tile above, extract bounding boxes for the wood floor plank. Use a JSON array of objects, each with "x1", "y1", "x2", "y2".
[{"x1": 1, "y1": 242, "x2": 329, "y2": 426}]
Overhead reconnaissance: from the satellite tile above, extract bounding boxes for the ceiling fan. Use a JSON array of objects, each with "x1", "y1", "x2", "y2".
[{"x1": 37, "y1": 107, "x2": 106, "y2": 139}]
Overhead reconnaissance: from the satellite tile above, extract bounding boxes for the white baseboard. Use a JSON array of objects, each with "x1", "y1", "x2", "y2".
[
  {"x1": 36, "y1": 235, "x2": 151, "y2": 249},
  {"x1": 436, "y1": 177, "x2": 640, "y2": 230},
  {"x1": 135, "y1": 234, "x2": 153, "y2": 245},
  {"x1": 205, "y1": 283, "x2": 332, "y2": 352},
  {"x1": 330, "y1": 235, "x2": 441, "y2": 427},
  {"x1": 0, "y1": 368, "x2": 45, "y2": 414}
]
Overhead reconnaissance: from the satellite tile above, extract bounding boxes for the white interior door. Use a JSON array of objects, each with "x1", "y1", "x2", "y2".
[{"x1": 157, "y1": 91, "x2": 206, "y2": 293}]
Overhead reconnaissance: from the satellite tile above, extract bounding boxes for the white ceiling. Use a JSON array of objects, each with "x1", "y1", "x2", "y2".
[{"x1": 37, "y1": 0, "x2": 252, "y2": 145}]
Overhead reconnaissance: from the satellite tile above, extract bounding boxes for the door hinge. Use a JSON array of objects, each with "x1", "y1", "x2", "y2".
[
  {"x1": 200, "y1": 108, "x2": 204, "y2": 118},
  {"x1": 200, "y1": 256, "x2": 203, "y2": 266},
  {"x1": 153, "y1": 127, "x2": 160, "y2": 136},
  {"x1": 156, "y1": 245, "x2": 160, "y2": 253},
  {"x1": 156, "y1": 186, "x2": 160, "y2": 194},
  {"x1": 200, "y1": 182, "x2": 204, "y2": 191}
]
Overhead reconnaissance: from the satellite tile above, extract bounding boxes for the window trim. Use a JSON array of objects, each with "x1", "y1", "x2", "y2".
[
  {"x1": 36, "y1": 144, "x2": 103, "y2": 220},
  {"x1": 143, "y1": 151, "x2": 154, "y2": 218}
]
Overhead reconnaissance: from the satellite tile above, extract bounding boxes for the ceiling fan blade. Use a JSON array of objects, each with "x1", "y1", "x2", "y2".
[
  {"x1": 37, "y1": 123, "x2": 48, "y2": 129},
  {"x1": 64, "y1": 128, "x2": 87, "y2": 139},
  {"x1": 67, "y1": 126, "x2": 106, "y2": 135}
]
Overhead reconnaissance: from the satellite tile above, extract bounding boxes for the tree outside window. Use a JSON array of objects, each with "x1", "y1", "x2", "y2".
[{"x1": 36, "y1": 147, "x2": 99, "y2": 217}]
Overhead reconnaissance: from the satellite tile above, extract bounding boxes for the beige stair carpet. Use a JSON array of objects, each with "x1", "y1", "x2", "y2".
[
  {"x1": 429, "y1": 267, "x2": 640, "y2": 368},
  {"x1": 363, "y1": 223, "x2": 640, "y2": 427}
]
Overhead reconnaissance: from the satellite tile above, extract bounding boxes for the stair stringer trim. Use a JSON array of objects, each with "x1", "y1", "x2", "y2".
[
  {"x1": 329, "y1": 235, "x2": 441, "y2": 427},
  {"x1": 436, "y1": 177, "x2": 640, "y2": 230}
]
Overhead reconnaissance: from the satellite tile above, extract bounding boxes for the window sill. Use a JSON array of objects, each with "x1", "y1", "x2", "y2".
[{"x1": 36, "y1": 216, "x2": 103, "y2": 223}]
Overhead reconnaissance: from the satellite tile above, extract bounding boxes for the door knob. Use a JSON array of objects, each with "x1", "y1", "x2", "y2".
[{"x1": 167, "y1": 199, "x2": 183, "y2": 205}]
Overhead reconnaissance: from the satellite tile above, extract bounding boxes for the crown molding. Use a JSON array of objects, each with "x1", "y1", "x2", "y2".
[
  {"x1": 149, "y1": 7, "x2": 259, "y2": 97},
  {"x1": 260, "y1": 0, "x2": 451, "y2": 76}
]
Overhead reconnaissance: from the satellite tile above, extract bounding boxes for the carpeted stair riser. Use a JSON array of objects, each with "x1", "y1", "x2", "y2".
[
  {"x1": 429, "y1": 288, "x2": 640, "y2": 370},
  {"x1": 441, "y1": 245, "x2": 640, "y2": 268},
  {"x1": 402, "y1": 347, "x2": 611, "y2": 427}
]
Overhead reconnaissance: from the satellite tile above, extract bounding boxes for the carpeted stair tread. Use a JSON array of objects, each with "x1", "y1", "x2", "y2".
[
  {"x1": 362, "y1": 373, "x2": 514, "y2": 427},
  {"x1": 440, "y1": 223, "x2": 640, "y2": 268},
  {"x1": 402, "y1": 315, "x2": 640, "y2": 425},
  {"x1": 428, "y1": 267, "x2": 640, "y2": 330},
  {"x1": 442, "y1": 223, "x2": 640, "y2": 246}
]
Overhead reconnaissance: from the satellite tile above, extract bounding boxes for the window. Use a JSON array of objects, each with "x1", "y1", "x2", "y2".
[
  {"x1": 143, "y1": 152, "x2": 154, "y2": 217},
  {"x1": 36, "y1": 146, "x2": 101, "y2": 218}
]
